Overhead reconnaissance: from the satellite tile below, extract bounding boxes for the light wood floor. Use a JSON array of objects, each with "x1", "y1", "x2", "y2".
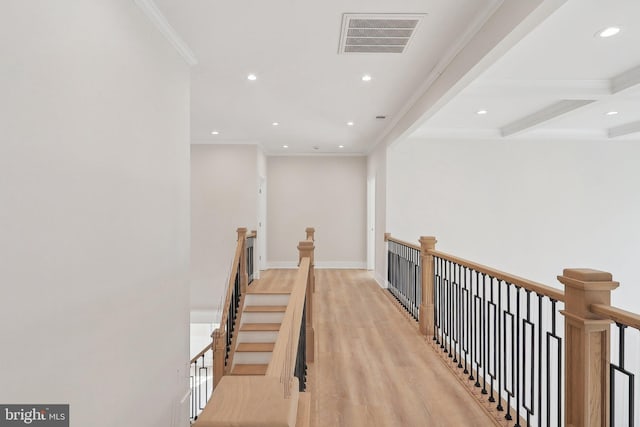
[
  {"x1": 247, "y1": 268, "x2": 496, "y2": 426},
  {"x1": 306, "y1": 269, "x2": 496, "y2": 427},
  {"x1": 247, "y1": 269, "x2": 296, "y2": 294}
]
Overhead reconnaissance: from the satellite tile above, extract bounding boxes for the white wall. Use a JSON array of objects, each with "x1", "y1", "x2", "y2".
[
  {"x1": 367, "y1": 143, "x2": 388, "y2": 287},
  {"x1": 267, "y1": 156, "x2": 367, "y2": 268},
  {"x1": 191, "y1": 144, "x2": 258, "y2": 317},
  {"x1": 388, "y1": 137, "x2": 640, "y2": 311},
  {"x1": 388, "y1": 136, "x2": 640, "y2": 425},
  {"x1": 0, "y1": 2, "x2": 190, "y2": 426}
]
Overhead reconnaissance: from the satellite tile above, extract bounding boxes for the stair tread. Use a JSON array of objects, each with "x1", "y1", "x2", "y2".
[
  {"x1": 244, "y1": 305, "x2": 287, "y2": 312},
  {"x1": 236, "y1": 343, "x2": 275, "y2": 352},
  {"x1": 240, "y1": 323, "x2": 281, "y2": 331},
  {"x1": 230, "y1": 364, "x2": 268, "y2": 375}
]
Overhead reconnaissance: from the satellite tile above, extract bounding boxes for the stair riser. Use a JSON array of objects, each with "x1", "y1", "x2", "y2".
[
  {"x1": 244, "y1": 294, "x2": 290, "y2": 307},
  {"x1": 241, "y1": 312, "x2": 285, "y2": 324},
  {"x1": 237, "y1": 331, "x2": 279, "y2": 343},
  {"x1": 233, "y1": 352, "x2": 273, "y2": 365}
]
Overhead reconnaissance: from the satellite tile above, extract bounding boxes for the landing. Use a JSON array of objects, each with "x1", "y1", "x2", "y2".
[
  {"x1": 308, "y1": 269, "x2": 496, "y2": 427},
  {"x1": 247, "y1": 269, "x2": 296, "y2": 294}
]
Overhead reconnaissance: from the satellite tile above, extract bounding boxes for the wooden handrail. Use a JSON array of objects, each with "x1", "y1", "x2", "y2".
[
  {"x1": 247, "y1": 230, "x2": 257, "y2": 239},
  {"x1": 218, "y1": 236, "x2": 244, "y2": 330},
  {"x1": 190, "y1": 343, "x2": 213, "y2": 364},
  {"x1": 384, "y1": 234, "x2": 421, "y2": 251},
  {"x1": 429, "y1": 249, "x2": 565, "y2": 302},
  {"x1": 591, "y1": 303, "x2": 640, "y2": 330},
  {"x1": 266, "y1": 257, "x2": 311, "y2": 379}
]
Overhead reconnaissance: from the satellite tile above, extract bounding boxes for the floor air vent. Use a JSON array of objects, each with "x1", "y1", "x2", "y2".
[{"x1": 338, "y1": 13, "x2": 426, "y2": 54}]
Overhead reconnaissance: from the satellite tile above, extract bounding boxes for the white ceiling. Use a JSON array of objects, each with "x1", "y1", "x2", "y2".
[
  {"x1": 153, "y1": 0, "x2": 501, "y2": 154},
  {"x1": 411, "y1": 0, "x2": 640, "y2": 141}
]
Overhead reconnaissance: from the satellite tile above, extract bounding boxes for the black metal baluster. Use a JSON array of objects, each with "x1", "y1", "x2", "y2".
[
  {"x1": 464, "y1": 266, "x2": 470, "y2": 375},
  {"x1": 448, "y1": 260, "x2": 453, "y2": 357},
  {"x1": 470, "y1": 268, "x2": 476, "y2": 382},
  {"x1": 453, "y1": 263, "x2": 459, "y2": 364},
  {"x1": 611, "y1": 323, "x2": 635, "y2": 427},
  {"x1": 489, "y1": 276, "x2": 496, "y2": 403},
  {"x1": 522, "y1": 290, "x2": 534, "y2": 426},
  {"x1": 434, "y1": 256, "x2": 440, "y2": 344},
  {"x1": 457, "y1": 263, "x2": 463, "y2": 369},
  {"x1": 537, "y1": 294, "x2": 543, "y2": 427},
  {"x1": 482, "y1": 273, "x2": 488, "y2": 395},
  {"x1": 505, "y1": 282, "x2": 513, "y2": 421},
  {"x1": 474, "y1": 270, "x2": 481, "y2": 388},
  {"x1": 546, "y1": 299, "x2": 562, "y2": 426},
  {"x1": 515, "y1": 286, "x2": 521, "y2": 427},
  {"x1": 497, "y1": 279, "x2": 504, "y2": 412}
]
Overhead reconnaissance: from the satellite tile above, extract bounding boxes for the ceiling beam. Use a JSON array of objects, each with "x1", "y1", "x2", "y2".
[
  {"x1": 611, "y1": 64, "x2": 640, "y2": 94},
  {"x1": 371, "y1": 0, "x2": 569, "y2": 152},
  {"x1": 608, "y1": 120, "x2": 640, "y2": 138},
  {"x1": 466, "y1": 79, "x2": 611, "y2": 99},
  {"x1": 500, "y1": 99, "x2": 595, "y2": 137}
]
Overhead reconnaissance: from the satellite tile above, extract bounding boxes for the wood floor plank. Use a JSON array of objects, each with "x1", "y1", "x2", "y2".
[
  {"x1": 239, "y1": 323, "x2": 281, "y2": 331},
  {"x1": 230, "y1": 364, "x2": 268, "y2": 375},
  {"x1": 236, "y1": 343, "x2": 275, "y2": 352},
  {"x1": 247, "y1": 269, "x2": 296, "y2": 294},
  {"x1": 306, "y1": 268, "x2": 497, "y2": 427}
]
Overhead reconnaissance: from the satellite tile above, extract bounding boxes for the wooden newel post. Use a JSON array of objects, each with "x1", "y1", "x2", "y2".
[
  {"x1": 212, "y1": 328, "x2": 226, "y2": 387},
  {"x1": 237, "y1": 227, "x2": 248, "y2": 293},
  {"x1": 298, "y1": 240, "x2": 315, "y2": 362},
  {"x1": 305, "y1": 227, "x2": 315, "y2": 241},
  {"x1": 558, "y1": 268, "x2": 619, "y2": 427},
  {"x1": 419, "y1": 236, "x2": 437, "y2": 337}
]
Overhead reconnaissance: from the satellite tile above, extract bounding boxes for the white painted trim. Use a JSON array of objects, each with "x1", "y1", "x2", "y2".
[
  {"x1": 263, "y1": 152, "x2": 367, "y2": 158},
  {"x1": 366, "y1": 0, "x2": 504, "y2": 154},
  {"x1": 367, "y1": 0, "x2": 568, "y2": 154},
  {"x1": 134, "y1": 0, "x2": 198, "y2": 66},
  {"x1": 266, "y1": 262, "x2": 298, "y2": 269},
  {"x1": 500, "y1": 99, "x2": 596, "y2": 137},
  {"x1": 316, "y1": 261, "x2": 367, "y2": 269},
  {"x1": 611, "y1": 64, "x2": 640, "y2": 94},
  {"x1": 266, "y1": 261, "x2": 367, "y2": 270},
  {"x1": 608, "y1": 120, "x2": 640, "y2": 138},
  {"x1": 372, "y1": 271, "x2": 387, "y2": 289}
]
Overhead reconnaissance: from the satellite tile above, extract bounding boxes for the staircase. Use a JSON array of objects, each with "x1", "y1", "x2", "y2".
[{"x1": 230, "y1": 292, "x2": 289, "y2": 376}]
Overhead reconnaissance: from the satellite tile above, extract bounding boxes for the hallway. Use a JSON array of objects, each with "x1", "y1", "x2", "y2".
[{"x1": 301, "y1": 269, "x2": 495, "y2": 427}]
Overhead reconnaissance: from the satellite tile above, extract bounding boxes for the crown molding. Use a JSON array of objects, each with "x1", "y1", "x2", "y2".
[{"x1": 135, "y1": 0, "x2": 198, "y2": 66}]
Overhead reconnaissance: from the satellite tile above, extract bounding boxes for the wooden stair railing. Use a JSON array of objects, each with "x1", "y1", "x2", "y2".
[
  {"x1": 190, "y1": 227, "x2": 257, "y2": 422},
  {"x1": 194, "y1": 228, "x2": 315, "y2": 427},
  {"x1": 212, "y1": 227, "x2": 255, "y2": 387},
  {"x1": 190, "y1": 343, "x2": 214, "y2": 422},
  {"x1": 386, "y1": 232, "x2": 640, "y2": 426}
]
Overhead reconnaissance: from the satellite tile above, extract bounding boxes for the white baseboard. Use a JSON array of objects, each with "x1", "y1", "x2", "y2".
[
  {"x1": 373, "y1": 271, "x2": 387, "y2": 288},
  {"x1": 266, "y1": 262, "x2": 298, "y2": 269},
  {"x1": 316, "y1": 261, "x2": 367, "y2": 269},
  {"x1": 266, "y1": 261, "x2": 367, "y2": 270}
]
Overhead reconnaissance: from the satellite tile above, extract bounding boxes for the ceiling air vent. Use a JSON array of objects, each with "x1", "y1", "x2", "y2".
[{"x1": 338, "y1": 13, "x2": 426, "y2": 54}]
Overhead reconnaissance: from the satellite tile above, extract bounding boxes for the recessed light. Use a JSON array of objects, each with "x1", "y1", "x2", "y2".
[
  {"x1": 347, "y1": 121, "x2": 354, "y2": 126},
  {"x1": 362, "y1": 74, "x2": 372, "y2": 82},
  {"x1": 338, "y1": 145, "x2": 344, "y2": 148},
  {"x1": 606, "y1": 111, "x2": 619, "y2": 116},
  {"x1": 476, "y1": 110, "x2": 488, "y2": 115},
  {"x1": 211, "y1": 131, "x2": 219, "y2": 135},
  {"x1": 272, "y1": 122, "x2": 279, "y2": 126},
  {"x1": 247, "y1": 74, "x2": 257, "y2": 81},
  {"x1": 597, "y1": 27, "x2": 621, "y2": 38},
  {"x1": 282, "y1": 145, "x2": 288, "y2": 148}
]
